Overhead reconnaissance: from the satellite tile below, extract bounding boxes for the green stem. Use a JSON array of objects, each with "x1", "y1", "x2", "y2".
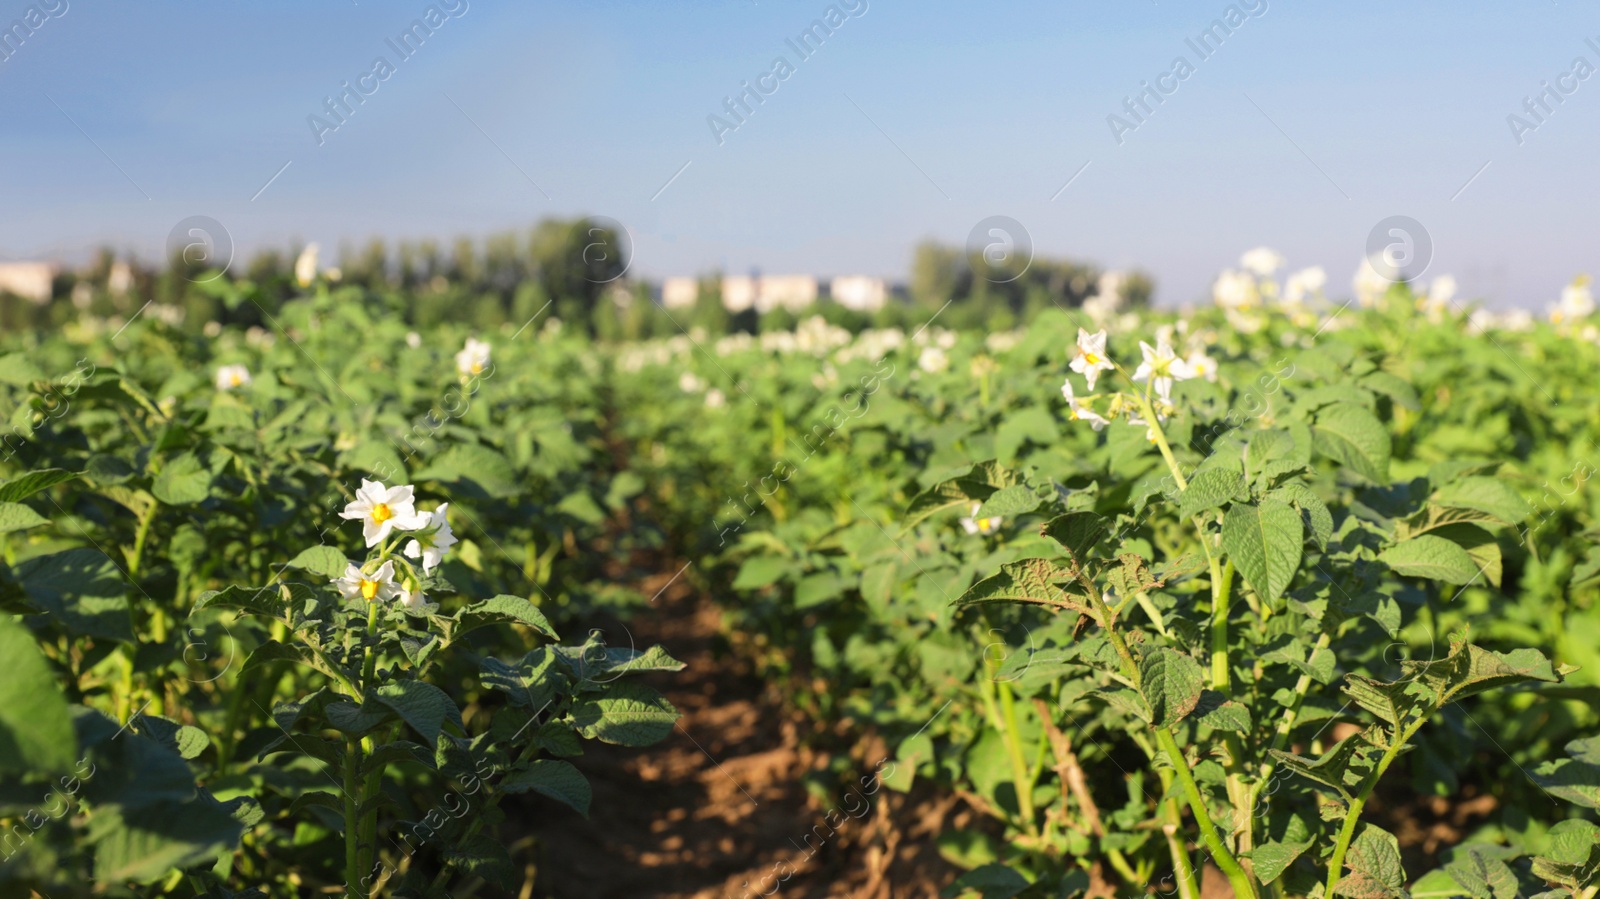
[
  {"x1": 997, "y1": 679, "x2": 1038, "y2": 834},
  {"x1": 126, "y1": 500, "x2": 158, "y2": 579},
  {"x1": 1211, "y1": 560, "x2": 1234, "y2": 690},
  {"x1": 1163, "y1": 795, "x2": 1201, "y2": 899},
  {"x1": 1325, "y1": 718, "x2": 1426, "y2": 897},
  {"x1": 1155, "y1": 727, "x2": 1258, "y2": 899},
  {"x1": 344, "y1": 737, "x2": 363, "y2": 897}
]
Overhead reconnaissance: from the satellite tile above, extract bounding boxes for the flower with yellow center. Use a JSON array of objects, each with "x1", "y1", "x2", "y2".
[
  {"x1": 339, "y1": 479, "x2": 428, "y2": 547},
  {"x1": 456, "y1": 337, "x2": 492, "y2": 377},
  {"x1": 214, "y1": 364, "x2": 252, "y2": 391},
  {"x1": 1069, "y1": 328, "x2": 1115, "y2": 391},
  {"x1": 960, "y1": 502, "x2": 1002, "y2": 536},
  {"x1": 335, "y1": 560, "x2": 400, "y2": 604},
  {"x1": 1133, "y1": 339, "x2": 1194, "y2": 402},
  {"x1": 1184, "y1": 351, "x2": 1219, "y2": 383},
  {"x1": 404, "y1": 503, "x2": 457, "y2": 573},
  {"x1": 1060, "y1": 378, "x2": 1109, "y2": 431}
]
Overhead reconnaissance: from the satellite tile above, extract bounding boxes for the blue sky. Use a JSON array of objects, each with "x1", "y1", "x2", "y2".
[{"x1": 2, "y1": 0, "x2": 1599, "y2": 307}]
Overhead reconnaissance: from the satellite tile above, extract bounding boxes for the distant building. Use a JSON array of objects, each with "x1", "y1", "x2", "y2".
[
  {"x1": 830, "y1": 275, "x2": 888, "y2": 311},
  {"x1": 661, "y1": 276, "x2": 700, "y2": 309},
  {"x1": 753, "y1": 275, "x2": 818, "y2": 313},
  {"x1": 0, "y1": 262, "x2": 58, "y2": 303},
  {"x1": 108, "y1": 261, "x2": 134, "y2": 296},
  {"x1": 722, "y1": 275, "x2": 758, "y2": 312}
]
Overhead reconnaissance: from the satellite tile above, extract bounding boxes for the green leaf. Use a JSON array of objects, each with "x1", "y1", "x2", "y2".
[
  {"x1": 1270, "y1": 734, "x2": 1376, "y2": 801},
  {"x1": 0, "y1": 617, "x2": 76, "y2": 775},
  {"x1": 0, "y1": 468, "x2": 79, "y2": 502},
  {"x1": 1312, "y1": 403, "x2": 1392, "y2": 483},
  {"x1": 1445, "y1": 846, "x2": 1521, "y2": 899},
  {"x1": 451, "y1": 595, "x2": 558, "y2": 641},
  {"x1": 974, "y1": 483, "x2": 1042, "y2": 519},
  {"x1": 480, "y1": 649, "x2": 560, "y2": 712},
  {"x1": 1360, "y1": 371, "x2": 1422, "y2": 411},
  {"x1": 413, "y1": 442, "x2": 518, "y2": 499},
  {"x1": 1139, "y1": 648, "x2": 1204, "y2": 728},
  {"x1": 1040, "y1": 511, "x2": 1107, "y2": 563},
  {"x1": 1222, "y1": 500, "x2": 1303, "y2": 604},
  {"x1": 89, "y1": 797, "x2": 243, "y2": 884},
  {"x1": 152, "y1": 452, "x2": 212, "y2": 505},
  {"x1": 904, "y1": 460, "x2": 1020, "y2": 530},
  {"x1": 285, "y1": 545, "x2": 349, "y2": 579},
  {"x1": 732, "y1": 555, "x2": 789, "y2": 590},
  {"x1": 0, "y1": 351, "x2": 45, "y2": 385},
  {"x1": 570, "y1": 682, "x2": 680, "y2": 746},
  {"x1": 1530, "y1": 820, "x2": 1600, "y2": 892},
  {"x1": 370, "y1": 681, "x2": 463, "y2": 745},
  {"x1": 1379, "y1": 535, "x2": 1482, "y2": 585},
  {"x1": 1269, "y1": 483, "x2": 1334, "y2": 550},
  {"x1": 14, "y1": 547, "x2": 134, "y2": 642},
  {"x1": 192, "y1": 584, "x2": 288, "y2": 620},
  {"x1": 940, "y1": 862, "x2": 1030, "y2": 899},
  {"x1": 1254, "y1": 837, "x2": 1313, "y2": 884},
  {"x1": 499, "y1": 759, "x2": 592, "y2": 817},
  {"x1": 1194, "y1": 691, "x2": 1253, "y2": 732},
  {"x1": 953, "y1": 558, "x2": 1088, "y2": 612},
  {"x1": 444, "y1": 833, "x2": 517, "y2": 890},
  {"x1": 1178, "y1": 468, "x2": 1248, "y2": 519},
  {"x1": 0, "y1": 501, "x2": 48, "y2": 533},
  {"x1": 1336, "y1": 825, "x2": 1407, "y2": 899},
  {"x1": 1342, "y1": 675, "x2": 1421, "y2": 727},
  {"x1": 1532, "y1": 738, "x2": 1600, "y2": 809},
  {"x1": 240, "y1": 640, "x2": 327, "y2": 677},
  {"x1": 1432, "y1": 477, "x2": 1532, "y2": 526},
  {"x1": 1401, "y1": 636, "x2": 1561, "y2": 704}
]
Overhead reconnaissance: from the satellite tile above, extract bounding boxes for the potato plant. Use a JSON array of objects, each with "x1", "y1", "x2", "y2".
[{"x1": 929, "y1": 325, "x2": 1595, "y2": 898}]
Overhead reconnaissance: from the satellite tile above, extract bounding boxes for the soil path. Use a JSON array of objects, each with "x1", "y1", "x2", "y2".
[{"x1": 519, "y1": 563, "x2": 965, "y2": 899}]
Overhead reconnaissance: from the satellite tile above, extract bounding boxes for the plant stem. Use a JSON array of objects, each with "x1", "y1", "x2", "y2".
[
  {"x1": 344, "y1": 737, "x2": 364, "y2": 897},
  {"x1": 1155, "y1": 727, "x2": 1259, "y2": 899},
  {"x1": 1324, "y1": 717, "x2": 1427, "y2": 898},
  {"x1": 1210, "y1": 560, "x2": 1234, "y2": 690},
  {"x1": 997, "y1": 678, "x2": 1038, "y2": 834}
]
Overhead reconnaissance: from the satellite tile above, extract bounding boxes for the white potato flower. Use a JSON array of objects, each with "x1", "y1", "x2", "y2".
[
  {"x1": 1061, "y1": 379, "x2": 1109, "y2": 431},
  {"x1": 397, "y1": 585, "x2": 439, "y2": 615},
  {"x1": 339, "y1": 479, "x2": 428, "y2": 547},
  {"x1": 455, "y1": 338, "x2": 492, "y2": 377},
  {"x1": 1354, "y1": 260, "x2": 1391, "y2": 308},
  {"x1": 1213, "y1": 270, "x2": 1259, "y2": 309},
  {"x1": 1184, "y1": 350, "x2": 1219, "y2": 383},
  {"x1": 1553, "y1": 278, "x2": 1595, "y2": 323},
  {"x1": 918, "y1": 346, "x2": 949, "y2": 373},
  {"x1": 405, "y1": 331, "x2": 422, "y2": 349},
  {"x1": 704, "y1": 388, "x2": 726, "y2": 408},
  {"x1": 960, "y1": 502, "x2": 1002, "y2": 536},
  {"x1": 336, "y1": 560, "x2": 400, "y2": 604},
  {"x1": 215, "y1": 364, "x2": 251, "y2": 391},
  {"x1": 1069, "y1": 329, "x2": 1115, "y2": 391},
  {"x1": 1240, "y1": 247, "x2": 1285, "y2": 278},
  {"x1": 403, "y1": 503, "x2": 457, "y2": 573},
  {"x1": 1133, "y1": 340, "x2": 1194, "y2": 401},
  {"x1": 1283, "y1": 267, "x2": 1326, "y2": 304},
  {"x1": 295, "y1": 243, "x2": 319, "y2": 288}
]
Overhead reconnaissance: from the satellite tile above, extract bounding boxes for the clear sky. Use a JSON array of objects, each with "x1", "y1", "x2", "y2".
[{"x1": 2, "y1": 0, "x2": 1598, "y2": 308}]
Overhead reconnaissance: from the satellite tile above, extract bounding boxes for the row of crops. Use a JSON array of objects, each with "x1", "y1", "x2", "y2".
[{"x1": 2, "y1": 273, "x2": 1599, "y2": 898}]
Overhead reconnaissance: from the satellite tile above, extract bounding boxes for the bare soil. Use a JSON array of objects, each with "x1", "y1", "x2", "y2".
[{"x1": 516, "y1": 564, "x2": 968, "y2": 899}]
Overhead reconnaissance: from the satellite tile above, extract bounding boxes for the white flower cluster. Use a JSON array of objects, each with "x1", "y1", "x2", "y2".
[
  {"x1": 1061, "y1": 328, "x2": 1215, "y2": 439},
  {"x1": 1212, "y1": 247, "x2": 1328, "y2": 331},
  {"x1": 1549, "y1": 277, "x2": 1595, "y2": 325},
  {"x1": 334, "y1": 479, "x2": 458, "y2": 613}
]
